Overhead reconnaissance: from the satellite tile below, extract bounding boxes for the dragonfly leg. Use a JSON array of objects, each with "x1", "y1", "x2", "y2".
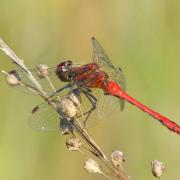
[
  {"x1": 48, "y1": 83, "x2": 73, "y2": 98},
  {"x1": 79, "y1": 89, "x2": 97, "y2": 128},
  {"x1": 82, "y1": 87, "x2": 92, "y2": 92}
]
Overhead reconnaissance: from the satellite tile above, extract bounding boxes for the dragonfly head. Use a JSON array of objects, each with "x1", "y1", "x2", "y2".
[{"x1": 56, "y1": 61, "x2": 73, "y2": 82}]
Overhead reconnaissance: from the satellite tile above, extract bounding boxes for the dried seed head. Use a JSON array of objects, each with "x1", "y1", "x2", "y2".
[
  {"x1": 84, "y1": 159, "x2": 101, "y2": 174},
  {"x1": 60, "y1": 98, "x2": 77, "y2": 118},
  {"x1": 60, "y1": 118, "x2": 74, "y2": 135},
  {"x1": 36, "y1": 64, "x2": 49, "y2": 78},
  {"x1": 151, "y1": 160, "x2": 165, "y2": 178},
  {"x1": 66, "y1": 136, "x2": 82, "y2": 151},
  {"x1": 69, "y1": 93, "x2": 81, "y2": 107},
  {"x1": 6, "y1": 70, "x2": 20, "y2": 86},
  {"x1": 111, "y1": 150, "x2": 125, "y2": 168}
]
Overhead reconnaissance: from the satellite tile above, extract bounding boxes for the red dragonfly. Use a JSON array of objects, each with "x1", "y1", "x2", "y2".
[{"x1": 54, "y1": 37, "x2": 180, "y2": 135}]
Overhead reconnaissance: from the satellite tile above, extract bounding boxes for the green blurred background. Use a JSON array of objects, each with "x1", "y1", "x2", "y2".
[{"x1": 0, "y1": 0, "x2": 180, "y2": 180}]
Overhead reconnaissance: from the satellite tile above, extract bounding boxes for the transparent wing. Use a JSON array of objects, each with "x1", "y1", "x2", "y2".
[
  {"x1": 28, "y1": 87, "x2": 122, "y2": 130},
  {"x1": 91, "y1": 37, "x2": 126, "y2": 110},
  {"x1": 28, "y1": 102, "x2": 60, "y2": 131},
  {"x1": 27, "y1": 86, "x2": 72, "y2": 131},
  {"x1": 28, "y1": 88, "x2": 91, "y2": 131},
  {"x1": 7, "y1": 65, "x2": 66, "y2": 95},
  {"x1": 111, "y1": 67, "x2": 126, "y2": 110},
  {"x1": 92, "y1": 37, "x2": 115, "y2": 70},
  {"x1": 81, "y1": 88, "x2": 122, "y2": 127}
]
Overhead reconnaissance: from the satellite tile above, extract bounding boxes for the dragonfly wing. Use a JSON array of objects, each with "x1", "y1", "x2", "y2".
[
  {"x1": 91, "y1": 37, "x2": 126, "y2": 111},
  {"x1": 7, "y1": 66, "x2": 65, "y2": 95},
  {"x1": 28, "y1": 102, "x2": 60, "y2": 131},
  {"x1": 112, "y1": 67, "x2": 126, "y2": 110},
  {"x1": 92, "y1": 37, "x2": 115, "y2": 70},
  {"x1": 83, "y1": 88, "x2": 122, "y2": 127},
  {"x1": 28, "y1": 88, "x2": 87, "y2": 132}
]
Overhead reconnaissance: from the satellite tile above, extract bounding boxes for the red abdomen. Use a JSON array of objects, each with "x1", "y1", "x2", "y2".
[{"x1": 105, "y1": 80, "x2": 180, "y2": 135}]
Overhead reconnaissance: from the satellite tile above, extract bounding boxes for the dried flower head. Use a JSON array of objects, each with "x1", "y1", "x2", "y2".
[
  {"x1": 36, "y1": 64, "x2": 49, "y2": 78},
  {"x1": 6, "y1": 70, "x2": 20, "y2": 86},
  {"x1": 69, "y1": 93, "x2": 81, "y2": 107},
  {"x1": 60, "y1": 118, "x2": 74, "y2": 135},
  {"x1": 151, "y1": 160, "x2": 165, "y2": 178},
  {"x1": 84, "y1": 158, "x2": 101, "y2": 174},
  {"x1": 111, "y1": 150, "x2": 125, "y2": 168},
  {"x1": 60, "y1": 98, "x2": 78, "y2": 118},
  {"x1": 66, "y1": 136, "x2": 82, "y2": 151}
]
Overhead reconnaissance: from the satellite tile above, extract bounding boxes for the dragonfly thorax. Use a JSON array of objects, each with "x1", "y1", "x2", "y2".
[{"x1": 56, "y1": 60, "x2": 74, "y2": 82}]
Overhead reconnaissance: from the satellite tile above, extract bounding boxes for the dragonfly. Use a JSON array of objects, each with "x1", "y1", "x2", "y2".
[
  {"x1": 6, "y1": 37, "x2": 180, "y2": 135},
  {"x1": 53, "y1": 37, "x2": 180, "y2": 135}
]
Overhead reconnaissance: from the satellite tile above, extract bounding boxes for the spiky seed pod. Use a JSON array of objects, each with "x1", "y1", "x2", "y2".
[
  {"x1": 6, "y1": 70, "x2": 20, "y2": 86},
  {"x1": 111, "y1": 150, "x2": 125, "y2": 168},
  {"x1": 66, "y1": 136, "x2": 82, "y2": 151},
  {"x1": 151, "y1": 160, "x2": 165, "y2": 178},
  {"x1": 84, "y1": 159, "x2": 101, "y2": 174},
  {"x1": 60, "y1": 118, "x2": 74, "y2": 135},
  {"x1": 60, "y1": 98, "x2": 78, "y2": 118},
  {"x1": 36, "y1": 64, "x2": 49, "y2": 78}
]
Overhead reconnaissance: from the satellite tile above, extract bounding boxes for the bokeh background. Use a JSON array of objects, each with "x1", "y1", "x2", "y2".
[{"x1": 0, "y1": 1, "x2": 180, "y2": 180}]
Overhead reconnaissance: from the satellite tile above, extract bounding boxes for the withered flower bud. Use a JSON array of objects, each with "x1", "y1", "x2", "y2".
[
  {"x1": 60, "y1": 98, "x2": 77, "y2": 118},
  {"x1": 36, "y1": 64, "x2": 49, "y2": 78},
  {"x1": 84, "y1": 159, "x2": 101, "y2": 174},
  {"x1": 6, "y1": 70, "x2": 20, "y2": 86},
  {"x1": 66, "y1": 136, "x2": 82, "y2": 151},
  {"x1": 69, "y1": 93, "x2": 81, "y2": 107},
  {"x1": 111, "y1": 150, "x2": 125, "y2": 168},
  {"x1": 151, "y1": 160, "x2": 165, "y2": 178}
]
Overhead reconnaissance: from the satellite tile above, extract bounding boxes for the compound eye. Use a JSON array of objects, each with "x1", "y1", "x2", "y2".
[
  {"x1": 66, "y1": 61, "x2": 72, "y2": 67},
  {"x1": 62, "y1": 65, "x2": 67, "y2": 72}
]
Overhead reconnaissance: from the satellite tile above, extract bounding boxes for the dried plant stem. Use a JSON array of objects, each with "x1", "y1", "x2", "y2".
[
  {"x1": 73, "y1": 118, "x2": 107, "y2": 159},
  {"x1": 0, "y1": 39, "x2": 43, "y2": 92},
  {"x1": 0, "y1": 38, "x2": 58, "y2": 111},
  {"x1": 2, "y1": 70, "x2": 43, "y2": 95},
  {"x1": 73, "y1": 118, "x2": 128, "y2": 180},
  {"x1": 44, "y1": 75, "x2": 61, "y2": 102},
  {"x1": 0, "y1": 38, "x2": 129, "y2": 180},
  {"x1": 45, "y1": 75, "x2": 56, "y2": 92},
  {"x1": 100, "y1": 172, "x2": 112, "y2": 180}
]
